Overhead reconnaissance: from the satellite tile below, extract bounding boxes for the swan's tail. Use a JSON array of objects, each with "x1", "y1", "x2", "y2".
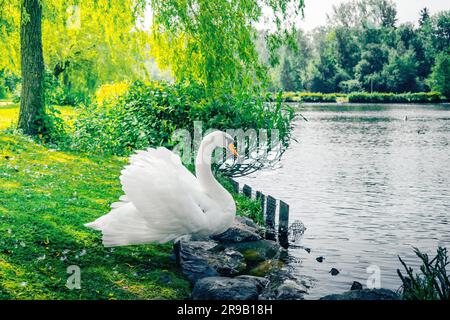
[{"x1": 85, "y1": 202, "x2": 180, "y2": 247}]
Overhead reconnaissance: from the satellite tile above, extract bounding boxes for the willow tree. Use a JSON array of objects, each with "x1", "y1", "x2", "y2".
[
  {"x1": 0, "y1": 0, "x2": 148, "y2": 135},
  {"x1": 18, "y1": 0, "x2": 45, "y2": 135},
  {"x1": 149, "y1": 0, "x2": 305, "y2": 94}
]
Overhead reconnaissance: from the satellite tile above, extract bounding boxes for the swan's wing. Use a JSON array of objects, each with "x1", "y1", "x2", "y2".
[{"x1": 119, "y1": 147, "x2": 212, "y2": 239}]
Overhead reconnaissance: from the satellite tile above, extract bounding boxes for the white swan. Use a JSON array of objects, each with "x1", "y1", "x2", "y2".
[{"x1": 85, "y1": 131, "x2": 238, "y2": 247}]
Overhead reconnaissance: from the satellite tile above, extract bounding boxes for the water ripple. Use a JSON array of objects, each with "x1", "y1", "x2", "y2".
[{"x1": 238, "y1": 103, "x2": 450, "y2": 299}]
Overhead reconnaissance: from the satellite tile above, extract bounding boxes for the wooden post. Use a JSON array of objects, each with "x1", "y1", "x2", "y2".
[
  {"x1": 265, "y1": 195, "x2": 276, "y2": 240},
  {"x1": 278, "y1": 200, "x2": 290, "y2": 248},
  {"x1": 256, "y1": 191, "x2": 265, "y2": 214},
  {"x1": 243, "y1": 184, "x2": 252, "y2": 198},
  {"x1": 230, "y1": 179, "x2": 239, "y2": 194}
]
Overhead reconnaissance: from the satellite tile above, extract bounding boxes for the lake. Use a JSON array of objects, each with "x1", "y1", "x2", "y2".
[{"x1": 237, "y1": 103, "x2": 450, "y2": 299}]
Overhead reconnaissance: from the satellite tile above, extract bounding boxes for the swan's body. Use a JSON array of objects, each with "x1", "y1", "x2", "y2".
[{"x1": 85, "y1": 131, "x2": 237, "y2": 247}]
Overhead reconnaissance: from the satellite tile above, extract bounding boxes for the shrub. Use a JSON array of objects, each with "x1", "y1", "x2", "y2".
[
  {"x1": 339, "y1": 79, "x2": 362, "y2": 93},
  {"x1": 277, "y1": 92, "x2": 339, "y2": 103},
  {"x1": 44, "y1": 73, "x2": 82, "y2": 106},
  {"x1": 398, "y1": 247, "x2": 449, "y2": 300},
  {"x1": 95, "y1": 82, "x2": 130, "y2": 105},
  {"x1": 348, "y1": 92, "x2": 444, "y2": 103},
  {"x1": 427, "y1": 52, "x2": 450, "y2": 98},
  {"x1": 281, "y1": 91, "x2": 298, "y2": 102},
  {"x1": 0, "y1": 85, "x2": 7, "y2": 99},
  {"x1": 0, "y1": 70, "x2": 19, "y2": 99},
  {"x1": 298, "y1": 92, "x2": 337, "y2": 102},
  {"x1": 72, "y1": 81, "x2": 294, "y2": 157}
]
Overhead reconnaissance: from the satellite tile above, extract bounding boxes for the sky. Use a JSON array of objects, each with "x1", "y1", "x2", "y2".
[{"x1": 299, "y1": 0, "x2": 450, "y2": 31}]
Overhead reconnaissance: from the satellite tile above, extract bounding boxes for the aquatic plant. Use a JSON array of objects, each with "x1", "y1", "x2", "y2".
[{"x1": 397, "y1": 247, "x2": 450, "y2": 300}]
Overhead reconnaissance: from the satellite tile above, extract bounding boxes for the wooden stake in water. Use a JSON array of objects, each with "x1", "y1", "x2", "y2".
[
  {"x1": 243, "y1": 184, "x2": 252, "y2": 198},
  {"x1": 265, "y1": 195, "x2": 276, "y2": 240},
  {"x1": 279, "y1": 200, "x2": 290, "y2": 248},
  {"x1": 230, "y1": 179, "x2": 239, "y2": 194},
  {"x1": 256, "y1": 191, "x2": 265, "y2": 214}
]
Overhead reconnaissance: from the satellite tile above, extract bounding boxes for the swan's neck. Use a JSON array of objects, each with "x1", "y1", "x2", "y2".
[{"x1": 195, "y1": 144, "x2": 227, "y2": 200}]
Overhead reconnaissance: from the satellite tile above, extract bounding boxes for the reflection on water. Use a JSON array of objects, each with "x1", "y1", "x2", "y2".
[{"x1": 237, "y1": 103, "x2": 450, "y2": 299}]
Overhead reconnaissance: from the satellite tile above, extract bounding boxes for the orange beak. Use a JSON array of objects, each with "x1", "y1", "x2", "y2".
[{"x1": 228, "y1": 143, "x2": 238, "y2": 157}]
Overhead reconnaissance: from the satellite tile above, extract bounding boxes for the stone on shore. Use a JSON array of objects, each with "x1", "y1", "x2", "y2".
[
  {"x1": 174, "y1": 214, "x2": 298, "y2": 300},
  {"x1": 320, "y1": 288, "x2": 401, "y2": 300},
  {"x1": 174, "y1": 240, "x2": 246, "y2": 283},
  {"x1": 258, "y1": 268, "x2": 308, "y2": 300},
  {"x1": 212, "y1": 216, "x2": 263, "y2": 243},
  {"x1": 192, "y1": 276, "x2": 266, "y2": 300},
  {"x1": 227, "y1": 239, "x2": 282, "y2": 264},
  {"x1": 274, "y1": 280, "x2": 307, "y2": 300},
  {"x1": 329, "y1": 268, "x2": 340, "y2": 276},
  {"x1": 350, "y1": 281, "x2": 363, "y2": 290}
]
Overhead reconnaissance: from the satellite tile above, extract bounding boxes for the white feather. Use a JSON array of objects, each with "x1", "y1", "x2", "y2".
[{"x1": 85, "y1": 131, "x2": 236, "y2": 247}]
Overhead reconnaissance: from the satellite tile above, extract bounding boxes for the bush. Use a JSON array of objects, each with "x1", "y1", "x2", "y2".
[
  {"x1": 72, "y1": 81, "x2": 294, "y2": 156},
  {"x1": 298, "y1": 92, "x2": 338, "y2": 102},
  {"x1": 348, "y1": 92, "x2": 444, "y2": 103},
  {"x1": 0, "y1": 70, "x2": 19, "y2": 99},
  {"x1": 276, "y1": 92, "x2": 339, "y2": 103},
  {"x1": 95, "y1": 82, "x2": 130, "y2": 105},
  {"x1": 398, "y1": 247, "x2": 449, "y2": 300},
  {"x1": 427, "y1": 52, "x2": 450, "y2": 98},
  {"x1": 44, "y1": 73, "x2": 82, "y2": 106},
  {"x1": 339, "y1": 80, "x2": 362, "y2": 93},
  {"x1": 0, "y1": 85, "x2": 7, "y2": 99}
]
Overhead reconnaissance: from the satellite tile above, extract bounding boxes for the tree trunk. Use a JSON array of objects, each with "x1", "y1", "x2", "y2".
[{"x1": 18, "y1": 0, "x2": 45, "y2": 135}]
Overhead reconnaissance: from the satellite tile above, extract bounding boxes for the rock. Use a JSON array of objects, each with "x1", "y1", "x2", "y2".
[
  {"x1": 174, "y1": 240, "x2": 246, "y2": 284},
  {"x1": 212, "y1": 216, "x2": 262, "y2": 243},
  {"x1": 351, "y1": 281, "x2": 363, "y2": 291},
  {"x1": 275, "y1": 280, "x2": 307, "y2": 300},
  {"x1": 304, "y1": 247, "x2": 311, "y2": 253},
  {"x1": 235, "y1": 216, "x2": 261, "y2": 231},
  {"x1": 192, "y1": 276, "x2": 263, "y2": 300},
  {"x1": 235, "y1": 275, "x2": 269, "y2": 291},
  {"x1": 249, "y1": 260, "x2": 284, "y2": 277},
  {"x1": 316, "y1": 256, "x2": 324, "y2": 263},
  {"x1": 226, "y1": 239, "x2": 281, "y2": 264},
  {"x1": 330, "y1": 268, "x2": 340, "y2": 276},
  {"x1": 173, "y1": 215, "x2": 305, "y2": 300},
  {"x1": 259, "y1": 272, "x2": 309, "y2": 301},
  {"x1": 320, "y1": 288, "x2": 401, "y2": 300}
]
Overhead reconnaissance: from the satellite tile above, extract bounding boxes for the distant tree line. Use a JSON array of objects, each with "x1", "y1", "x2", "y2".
[{"x1": 262, "y1": 0, "x2": 450, "y2": 97}]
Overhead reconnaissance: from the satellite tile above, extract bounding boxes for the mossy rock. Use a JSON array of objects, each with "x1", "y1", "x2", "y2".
[
  {"x1": 249, "y1": 260, "x2": 284, "y2": 277},
  {"x1": 226, "y1": 240, "x2": 281, "y2": 264}
]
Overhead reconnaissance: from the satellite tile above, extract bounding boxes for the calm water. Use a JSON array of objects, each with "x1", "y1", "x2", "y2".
[{"x1": 237, "y1": 103, "x2": 450, "y2": 299}]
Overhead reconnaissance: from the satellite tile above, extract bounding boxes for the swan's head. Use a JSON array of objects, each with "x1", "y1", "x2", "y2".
[{"x1": 201, "y1": 131, "x2": 238, "y2": 158}]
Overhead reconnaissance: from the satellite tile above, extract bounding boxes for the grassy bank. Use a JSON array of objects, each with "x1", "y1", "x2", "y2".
[
  {"x1": 0, "y1": 103, "x2": 263, "y2": 299},
  {"x1": 273, "y1": 91, "x2": 447, "y2": 104}
]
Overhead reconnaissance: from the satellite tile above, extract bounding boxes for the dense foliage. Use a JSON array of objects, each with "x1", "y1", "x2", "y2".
[
  {"x1": 1, "y1": 0, "x2": 306, "y2": 106},
  {"x1": 149, "y1": 0, "x2": 305, "y2": 94},
  {"x1": 0, "y1": 0, "x2": 149, "y2": 103},
  {"x1": 398, "y1": 247, "x2": 449, "y2": 300},
  {"x1": 427, "y1": 52, "x2": 450, "y2": 98},
  {"x1": 274, "y1": 91, "x2": 445, "y2": 103},
  {"x1": 267, "y1": 0, "x2": 450, "y2": 97},
  {"x1": 71, "y1": 81, "x2": 294, "y2": 157},
  {"x1": 347, "y1": 92, "x2": 444, "y2": 103},
  {"x1": 278, "y1": 92, "x2": 342, "y2": 103}
]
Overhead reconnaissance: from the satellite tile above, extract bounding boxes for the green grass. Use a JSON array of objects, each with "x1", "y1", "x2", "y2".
[
  {"x1": 0, "y1": 104, "x2": 264, "y2": 299},
  {"x1": 0, "y1": 105, "x2": 191, "y2": 299}
]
